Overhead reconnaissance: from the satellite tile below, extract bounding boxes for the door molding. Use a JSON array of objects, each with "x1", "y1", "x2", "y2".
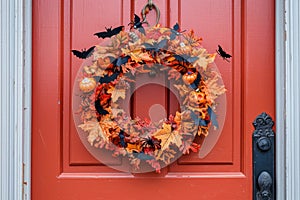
[{"x1": 0, "y1": 0, "x2": 32, "y2": 199}]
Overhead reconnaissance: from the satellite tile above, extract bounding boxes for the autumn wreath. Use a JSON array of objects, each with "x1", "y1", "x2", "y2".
[{"x1": 72, "y1": 22, "x2": 226, "y2": 173}]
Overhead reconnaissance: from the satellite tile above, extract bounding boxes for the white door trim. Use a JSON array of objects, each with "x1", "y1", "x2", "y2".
[
  {"x1": 275, "y1": 0, "x2": 286, "y2": 199},
  {"x1": 276, "y1": 0, "x2": 300, "y2": 199},
  {"x1": 284, "y1": 0, "x2": 300, "y2": 199},
  {"x1": 0, "y1": 0, "x2": 32, "y2": 199}
]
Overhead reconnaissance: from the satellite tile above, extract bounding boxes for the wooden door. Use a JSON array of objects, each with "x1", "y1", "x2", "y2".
[{"x1": 32, "y1": 0, "x2": 275, "y2": 199}]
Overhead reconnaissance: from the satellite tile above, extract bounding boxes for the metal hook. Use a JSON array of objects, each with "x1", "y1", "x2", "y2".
[{"x1": 141, "y1": 0, "x2": 160, "y2": 26}]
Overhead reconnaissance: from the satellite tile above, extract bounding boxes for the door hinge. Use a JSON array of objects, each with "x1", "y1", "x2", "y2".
[{"x1": 253, "y1": 112, "x2": 275, "y2": 200}]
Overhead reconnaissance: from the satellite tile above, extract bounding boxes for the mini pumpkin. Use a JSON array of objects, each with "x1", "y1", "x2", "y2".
[
  {"x1": 182, "y1": 71, "x2": 197, "y2": 84},
  {"x1": 79, "y1": 77, "x2": 96, "y2": 93},
  {"x1": 188, "y1": 90, "x2": 207, "y2": 105}
]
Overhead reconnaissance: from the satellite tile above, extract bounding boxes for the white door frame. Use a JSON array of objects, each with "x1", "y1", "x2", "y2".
[
  {"x1": 0, "y1": 0, "x2": 298, "y2": 199},
  {"x1": 275, "y1": 0, "x2": 286, "y2": 199},
  {"x1": 0, "y1": 0, "x2": 32, "y2": 199},
  {"x1": 281, "y1": 0, "x2": 300, "y2": 199}
]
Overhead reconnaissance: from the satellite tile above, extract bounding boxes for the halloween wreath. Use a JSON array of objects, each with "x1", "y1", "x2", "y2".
[{"x1": 72, "y1": 15, "x2": 227, "y2": 173}]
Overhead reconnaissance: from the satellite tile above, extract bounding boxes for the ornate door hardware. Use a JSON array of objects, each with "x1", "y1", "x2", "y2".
[{"x1": 253, "y1": 112, "x2": 275, "y2": 200}]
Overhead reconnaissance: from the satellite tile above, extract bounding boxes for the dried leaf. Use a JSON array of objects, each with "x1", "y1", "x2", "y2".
[
  {"x1": 78, "y1": 120, "x2": 109, "y2": 145},
  {"x1": 154, "y1": 123, "x2": 183, "y2": 152},
  {"x1": 114, "y1": 31, "x2": 129, "y2": 44},
  {"x1": 204, "y1": 72, "x2": 226, "y2": 103},
  {"x1": 155, "y1": 148, "x2": 176, "y2": 164},
  {"x1": 123, "y1": 48, "x2": 153, "y2": 63},
  {"x1": 126, "y1": 143, "x2": 142, "y2": 153},
  {"x1": 111, "y1": 108, "x2": 124, "y2": 117},
  {"x1": 174, "y1": 84, "x2": 191, "y2": 97},
  {"x1": 107, "y1": 87, "x2": 126, "y2": 102},
  {"x1": 121, "y1": 63, "x2": 136, "y2": 74},
  {"x1": 193, "y1": 49, "x2": 216, "y2": 70},
  {"x1": 184, "y1": 30, "x2": 203, "y2": 47},
  {"x1": 180, "y1": 141, "x2": 201, "y2": 154},
  {"x1": 145, "y1": 159, "x2": 161, "y2": 173}
]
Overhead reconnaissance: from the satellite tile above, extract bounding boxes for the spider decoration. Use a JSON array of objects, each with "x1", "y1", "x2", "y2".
[{"x1": 141, "y1": 137, "x2": 161, "y2": 153}]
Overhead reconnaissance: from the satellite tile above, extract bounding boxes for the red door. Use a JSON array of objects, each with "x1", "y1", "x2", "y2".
[{"x1": 32, "y1": 0, "x2": 275, "y2": 199}]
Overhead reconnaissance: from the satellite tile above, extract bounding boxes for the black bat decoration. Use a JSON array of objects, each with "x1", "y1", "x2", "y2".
[
  {"x1": 94, "y1": 72, "x2": 119, "y2": 84},
  {"x1": 94, "y1": 99, "x2": 109, "y2": 115},
  {"x1": 190, "y1": 111, "x2": 210, "y2": 127},
  {"x1": 174, "y1": 54, "x2": 198, "y2": 64},
  {"x1": 128, "y1": 14, "x2": 146, "y2": 34},
  {"x1": 208, "y1": 106, "x2": 218, "y2": 128},
  {"x1": 111, "y1": 56, "x2": 131, "y2": 72},
  {"x1": 170, "y1": 23, "x2": 186, "y2": 40},
  {"x1": 71, "y1": 46, "x2": 95, "y2": 59},
  {"x1": 94, "y1": 26, "x2": 124, "y2": 39},
  {"x1": 111, "y1": 56, "x2": 130, "y2": 67},
  {"x1": 166, "y1": 54, "x2": 198, "y2": 75},
  {"x1": 189, "y1": 72, "x2": 201, "y2": 90},
  {"x1": 119, "y1": 130, "x2": 127, "y2": 148},
  {"x1": 143, "y1": 39, "x2": 168, "y2": 53},
  {"x1": 216, "y1": 45, "x2": 232, "y2": 62}
]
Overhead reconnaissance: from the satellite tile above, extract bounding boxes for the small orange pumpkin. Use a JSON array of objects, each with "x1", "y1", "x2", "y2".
[
  {"x1": 79, "y1": 77, "x2": 96, "y2": 93},
  {"x1": 182, "y1": 71, "x2": 197, "y2": 84}
]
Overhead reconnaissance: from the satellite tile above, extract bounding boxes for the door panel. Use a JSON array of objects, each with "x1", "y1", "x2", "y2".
[{"x1": 32, "y1": 0, "x2": 275, "y2": 199}]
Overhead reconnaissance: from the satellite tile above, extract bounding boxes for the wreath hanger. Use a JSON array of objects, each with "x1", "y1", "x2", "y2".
[{"x1": 141, "y1": 0, "x2": 161, "y2": 26}]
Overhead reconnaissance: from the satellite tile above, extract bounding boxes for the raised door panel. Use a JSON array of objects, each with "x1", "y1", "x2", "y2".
[{"x1": 66, "y1": 0, "x2": 239, "y2": 174}]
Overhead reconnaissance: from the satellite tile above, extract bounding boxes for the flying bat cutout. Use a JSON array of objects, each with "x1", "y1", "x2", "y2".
[
  {"x1": 143, "y1": 39, "x2": 168, "y2": 52},
  {"x1": 71, "y1": 46, "x2": 95, "y2": 59},
  {"x1": 173, "y1": 54, "x2": 198, "y2": 64},
  {"x1": 94, "y1": 99, "x2": 109, "y2": 115},
  {"x1": 94, "y1": 72, "x2": 120, "y2": 84},
  {"x1": 128, "y1": 14, "x2": 146, "y2": 34},
  {"x1": 216, "y1": 45, "x2": 232, "y2": 62},
  {"x1": 165, "y1": 54, "x2": 198, "y2": 75},
  {"x1": 106, "y1": 56, "x2": 131, "y2": 73},
  {"x1": 94, "y1": 26, "x2": 124, "y2": 39},
  {"x1": 170, "y1": 23, "x2": 186, "y2": 40}
]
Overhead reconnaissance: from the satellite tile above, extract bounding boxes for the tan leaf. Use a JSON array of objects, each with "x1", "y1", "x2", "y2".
[
  {"x1": 193, "y1": 48, "x2": 216, "y2": 70},
  {"x1": 138, "y1": 52, "x2": 153, "y2": 61},
  {"x1": 155, "y1": 148, "x2": 176, "y2": 164},
  {"x1": 123, "y1": 48, "x2": 153, "y2": 63},
  {"x1": 107, "y1": 87, "x2": 126, "y2": 102},
  {"x1": 78, "y1": 120, "x2": 109, "y2": 145},
  {"x1": 174, "y1": 84, "x2": 191, "y2": 97},
  {"x1": 111, "y1": 108, "x2": 124, "y2": 117},
  {"x1": 129, "y1": 49, "x2": 143, "y2": 63},
  {"x1": 204, "y1": 72, "x2": 226, "y2": 103},
  {"x1": 154, "y1": 123, "x2": 183, "y2": 152}
]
